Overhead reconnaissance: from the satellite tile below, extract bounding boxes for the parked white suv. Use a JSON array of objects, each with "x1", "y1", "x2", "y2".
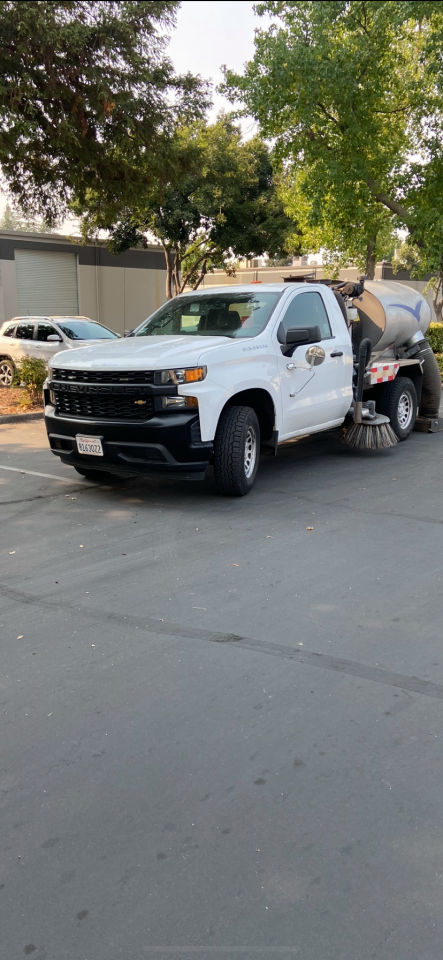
[{"x1": 0, "y1": 316, "x2": 120, "y2": 386}]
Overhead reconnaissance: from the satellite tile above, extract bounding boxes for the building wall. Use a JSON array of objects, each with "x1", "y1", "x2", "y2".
[
  {"x1": 0, "y1": 231, "x2": 167, "y2": 334},
  {"x1": 0, "y1": 259, "x2": 18, "y2": 323},
  {"x1": 198, "y1": 264, "x2": 439, "y2": 320}
]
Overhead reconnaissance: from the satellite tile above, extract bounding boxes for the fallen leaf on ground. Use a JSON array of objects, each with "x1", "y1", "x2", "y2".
[
  {"x1": 267, "y1": 536, "x2": 274, "y2": 539},
  {"x1": 9, "y1": 551, "x2": 15, "y2": 555},
  {"x1": 79, "y1": 545, "x2": 84, "y2": 548},
  {"x1": 17, "y1": 635, "x2": 23, "y2": 640},
  {"x1": 306, "y1": 527, "x2": 314, "y2": 531},
  {"x1": 232, "y1": 563, "x2": 239, "y2": 567}
]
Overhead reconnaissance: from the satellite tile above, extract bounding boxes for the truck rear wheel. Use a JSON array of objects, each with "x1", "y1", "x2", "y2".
[
  {"x1": 213, "y1": 405, "x2": 260, "y2": 496},
  {"x1": 378, "y1": 376, "x2": 417, "y2": 441}
]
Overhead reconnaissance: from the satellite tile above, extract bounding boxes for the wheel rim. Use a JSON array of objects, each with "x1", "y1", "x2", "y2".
[
  {"x1": 0, "y1": 361, "x2": 13, "y2": 386},
  {"x1": 244, "y1": 425, "x2": 257, "y2": 479},
  {"x1": 398, "y1": 390, "x2": 414, "y2": 430}
]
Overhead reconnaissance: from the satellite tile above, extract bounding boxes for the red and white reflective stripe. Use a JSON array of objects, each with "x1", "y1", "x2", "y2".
[{"x1": 368, "y1": 363, "x2": 399, "y2": 385}]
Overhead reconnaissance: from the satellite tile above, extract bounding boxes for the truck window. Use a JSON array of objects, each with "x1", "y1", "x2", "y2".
[
  {"x1": 279, "y1": 292, "x2": 332, "y2": 340},
  {"x1": 135, "y1": 293, "x2": 282, "y2": 339}
]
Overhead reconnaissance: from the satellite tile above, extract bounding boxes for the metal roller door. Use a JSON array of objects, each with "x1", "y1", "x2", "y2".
[{"x1": 15, "y1": 248, "x2": 79, "y2": 316}]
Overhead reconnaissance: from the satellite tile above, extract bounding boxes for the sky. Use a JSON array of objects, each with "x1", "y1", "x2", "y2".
[{"x1": 167, "y1": 0, "x2": 263, "y2": 128}]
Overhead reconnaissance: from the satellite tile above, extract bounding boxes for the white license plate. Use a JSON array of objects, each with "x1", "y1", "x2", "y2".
[{"x1": 76, "y1": 435, "x2": 104, "y2": 457}]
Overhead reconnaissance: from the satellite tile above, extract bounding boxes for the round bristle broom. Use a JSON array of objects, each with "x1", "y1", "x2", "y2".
[{"x1": 343, "y1": 338, "x2": 398, "y2": 451}]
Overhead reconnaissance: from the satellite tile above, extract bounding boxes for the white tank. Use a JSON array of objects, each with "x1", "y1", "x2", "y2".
[{"x1": 352, "y1": 280, "x2": 431, "y2": 352}]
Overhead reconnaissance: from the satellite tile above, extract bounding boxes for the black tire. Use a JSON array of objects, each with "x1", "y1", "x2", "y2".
[
  {"x1": 378, "y1": 376, "x2": 417, "y2": 441},
  {"x1": 213, "y1": 405, "x2": 260, "y2": 496},
  {"x1": 0, "y1": 358, "x2": 15, "y2": 387}
]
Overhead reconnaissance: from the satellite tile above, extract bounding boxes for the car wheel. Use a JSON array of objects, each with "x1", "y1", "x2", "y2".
[
  {"x1": 0, "y1": 358, "x2": 15, "y2": 387},
  {"x1": 378, "y1": 376, "x2": 417, "y2": 441},
  {"x1": 213, "y1": 405, "x2": 260, "y2": 496}
]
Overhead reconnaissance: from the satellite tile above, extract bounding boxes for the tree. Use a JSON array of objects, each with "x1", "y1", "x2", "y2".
[
  {"x1": 0, "y1": 202, "x2": 55, "y2": 233},
  {"x1": 0, "y1": 1, "x2": 208, "y2": 224},
  {"x1": 223, "y1": 1, "x2": 436, "y2": 278},
  {"x1": 279, "y1": 164, "x2": 396, "y2": 277},
  {"x1": 97, "y1": 118, "x2": 299, "y2": 298}
]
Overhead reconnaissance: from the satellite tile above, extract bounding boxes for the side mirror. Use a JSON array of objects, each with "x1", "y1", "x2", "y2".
[
  {"x1": 285, "y1": 325, "x2": 321, "y2": 346},
  {"x1": 278, "y1": 324, "x2": 322, "y2": 355},
  {"x1": 47, "y1": 334, "x2": 62, "y2": 342}
]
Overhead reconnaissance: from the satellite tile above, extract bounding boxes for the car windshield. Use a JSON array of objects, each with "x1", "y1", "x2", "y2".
[
  {"x1": 55, "y1": 320, "x2": 119, "y2": 340},
  {"x1": 134, "y1": 293, "x2": 282, "y2": 339}
]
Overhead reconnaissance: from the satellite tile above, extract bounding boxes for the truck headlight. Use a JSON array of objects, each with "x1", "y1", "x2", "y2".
[
  {"x1": 156, "y1": 367, "x2": 206, "y2": 385},
  {"x1": 161, "y1": 396, "x2": 198, "y2": 409}
]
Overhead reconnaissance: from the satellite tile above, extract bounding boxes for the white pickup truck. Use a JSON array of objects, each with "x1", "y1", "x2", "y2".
[{"x1": 44, "y1": 279, "x2": 439, "y2": 495}]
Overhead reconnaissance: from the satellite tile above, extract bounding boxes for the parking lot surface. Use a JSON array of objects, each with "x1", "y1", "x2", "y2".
[{"x1": 2, "y1": 420, "x2": 443, "y2": 960}]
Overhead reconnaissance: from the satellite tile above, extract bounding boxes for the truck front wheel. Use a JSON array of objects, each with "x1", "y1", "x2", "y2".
[
  {"x1": 213, "y1": 405, "x2": 260, "y2": 496},
  {"x1": 378, "y1": 376, "x2": 417, "y2": 441}
]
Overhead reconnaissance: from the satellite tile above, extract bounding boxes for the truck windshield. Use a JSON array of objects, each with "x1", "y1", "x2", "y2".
[{"x1": 134, "y1": 293, "x2": 282, "y2": 339}]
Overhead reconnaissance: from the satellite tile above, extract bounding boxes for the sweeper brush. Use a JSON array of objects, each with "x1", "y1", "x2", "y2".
[{"x1": 343, "y1": 337, "x2": 399, "y2": 451}]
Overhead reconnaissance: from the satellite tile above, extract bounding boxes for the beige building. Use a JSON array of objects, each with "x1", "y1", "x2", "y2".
[
  {"x1": 0, "y1": 231, "x2": 437, "y2": 331},
  {"x1": 197, "y1": 261, "x2": 438, "y2": 318},
  {"x1": 0, "y1": 230, "x2": 168, "y2": 335}
]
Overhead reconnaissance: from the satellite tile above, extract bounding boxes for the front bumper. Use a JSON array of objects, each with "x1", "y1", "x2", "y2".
[{"x1": 44, "y1": 405, "x2": 213, "y2": 480}]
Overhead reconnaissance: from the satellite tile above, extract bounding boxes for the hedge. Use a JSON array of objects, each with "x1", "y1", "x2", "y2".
[{"x1": 427, "y1": 323, "x2": 443, "y2": 354}]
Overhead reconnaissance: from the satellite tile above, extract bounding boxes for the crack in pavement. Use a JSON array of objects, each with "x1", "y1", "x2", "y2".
[{"x1": 1, "y1": 582, "x2": 443, "y2": 701}]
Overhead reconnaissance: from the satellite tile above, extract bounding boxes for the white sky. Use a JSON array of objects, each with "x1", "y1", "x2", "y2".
[{"x1": 167, "y1": 0, "x2": 262, "y2": 128}]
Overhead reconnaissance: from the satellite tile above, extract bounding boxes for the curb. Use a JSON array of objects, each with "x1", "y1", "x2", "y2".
[{"x1": 0, "y1": 411, "x2": 44, "y2": 425}]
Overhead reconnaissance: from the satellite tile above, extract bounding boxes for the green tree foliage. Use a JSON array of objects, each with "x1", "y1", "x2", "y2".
[
  {"x1": 223, "y1": 1, "x2": 439, "y2": 278},
  {"x1": 96, "y1": 118, "x2": 298, "y2": 298},
  {"x1": 0, "y1": 202, "x2": 54, "y2": 233},
  {"x1": 0, "y1": 1, "x2": 208, "y2": 224}
]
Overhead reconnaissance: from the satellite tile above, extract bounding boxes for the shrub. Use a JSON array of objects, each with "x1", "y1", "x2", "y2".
[
  {"x1": 427, "y1": 322, "x2": 443, "y2": 354},
  {"x1": 12, "y1": 356, "x2": 48, "y2": 403}
]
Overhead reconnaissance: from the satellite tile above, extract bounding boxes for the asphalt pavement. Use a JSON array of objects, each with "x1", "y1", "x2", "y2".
[{"x1": 1, "y1": 419, "x2": 443, "y2": 960}]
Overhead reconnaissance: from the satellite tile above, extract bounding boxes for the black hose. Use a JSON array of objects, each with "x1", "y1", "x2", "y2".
[
  {"x1": 355, "y1": 338, "x2": 372, "y2": 403},
  {"x1": 415, "y1": 339, "x2": 442, "y2": 418},
  {"x1": 334, "y1": 291, "x2": 348, "y2": 323}
]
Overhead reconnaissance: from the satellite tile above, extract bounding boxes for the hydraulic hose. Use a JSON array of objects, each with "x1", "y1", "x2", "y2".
[{"x1": 415, "y1": 339, "x2": 442, "y2": 419}]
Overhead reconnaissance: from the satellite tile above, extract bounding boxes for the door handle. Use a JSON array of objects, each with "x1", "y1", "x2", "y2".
[{"x1": 330, "y1": 351, "x2": 343, "y2": 358}]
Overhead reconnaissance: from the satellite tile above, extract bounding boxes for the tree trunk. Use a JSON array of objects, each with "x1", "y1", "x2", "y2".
[
  {"x1": 172, "y1": 256, "x2": 181, "y2": 298},
  {"x1": 365, "y1": 237, "x2": 376, "y2": 280},
  {"x1": 162, "y1": 243, "x2": 174, "y2": 300},
  {"x1": 192, "y1": 259, "x2": 208, "y2": 291},
  {"x1": 433, "y1": 275, "x2": 443, "y2": 323}
]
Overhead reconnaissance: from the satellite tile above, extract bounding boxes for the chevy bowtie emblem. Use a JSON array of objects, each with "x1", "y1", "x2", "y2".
[{"x1": 135, "y1": 399, "x2": 146, "y2": 405}]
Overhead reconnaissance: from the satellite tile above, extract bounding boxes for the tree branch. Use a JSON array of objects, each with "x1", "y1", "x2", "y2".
[
  {"x1": 179, "y1": 247, "x2": 217, "y2": 291},
  {"x1": 317, "y1": 103, "x2": 342, "y2": 128},
  {"x1": 366, "y1": 179, "x2": 412, "y2": 221}
]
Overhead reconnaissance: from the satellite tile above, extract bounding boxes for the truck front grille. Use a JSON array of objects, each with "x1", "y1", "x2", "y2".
[
  {"x1": 52, "y1": 368, "x2": 155, "y2": 384},
  {"x1": 54, "y1": 390, "x2": 155, "y2": 421}
]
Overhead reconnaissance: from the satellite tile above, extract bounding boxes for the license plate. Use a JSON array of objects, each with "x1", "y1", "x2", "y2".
[{"x1": 76, "y1": 435, "x2": 104, "y2": 457}]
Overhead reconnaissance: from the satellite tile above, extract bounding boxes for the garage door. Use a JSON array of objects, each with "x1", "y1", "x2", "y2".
[{"x1": 15, "y1": 249, "x2": 79, "y2": 316}]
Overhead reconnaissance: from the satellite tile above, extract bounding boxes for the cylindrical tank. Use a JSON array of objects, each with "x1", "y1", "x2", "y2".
[{"x1": 352, "y1": 280, "x2": 431, "y2": 352}]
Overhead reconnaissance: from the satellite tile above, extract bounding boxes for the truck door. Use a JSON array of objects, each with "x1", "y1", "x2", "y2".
[{"x1": 274, "y1": 290, "x2": 352, "y2": 439}]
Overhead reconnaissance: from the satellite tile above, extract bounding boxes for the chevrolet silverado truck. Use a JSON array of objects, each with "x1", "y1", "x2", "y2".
[{"x1": 43, "y1": 279, "x2": 440, "y2": 496}]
